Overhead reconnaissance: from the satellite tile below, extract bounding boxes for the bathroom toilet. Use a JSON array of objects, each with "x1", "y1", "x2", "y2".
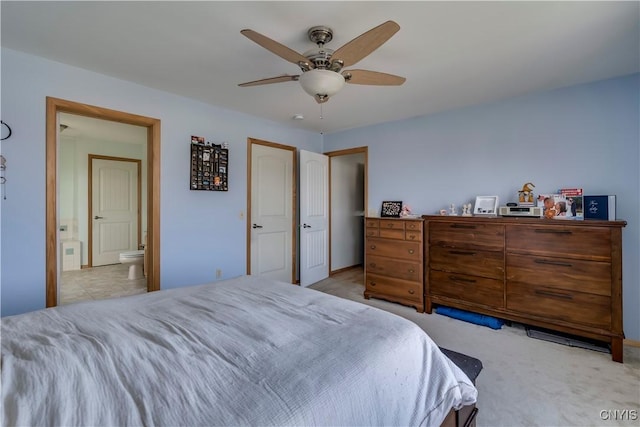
[{"x1": 119, "y1": 250, "x2": 145, "y2": 280}]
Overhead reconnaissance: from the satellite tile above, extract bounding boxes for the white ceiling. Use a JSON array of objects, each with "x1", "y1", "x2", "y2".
[
  {"x1": 2, "y1": 1, "x2": 639, "y2": 135},
  {"x1": 59, "y1": 113, "x2": 147, "y2": 145}
]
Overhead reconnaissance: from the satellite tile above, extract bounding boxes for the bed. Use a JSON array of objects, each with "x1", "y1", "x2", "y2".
[{"x1": 1, "y1": 275, "x2": 477, "y2": 426}]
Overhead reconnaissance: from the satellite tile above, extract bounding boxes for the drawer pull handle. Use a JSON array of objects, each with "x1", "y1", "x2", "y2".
[
  {"x1": 369, "y1": 282, "x2": 376, "y2": 287},
  {"x1": 369, "y1": 263, "x2": 376, "y2": 268},
  {"x1": 387, "y1": 224, "x2": 394, "y2": 228},
  {"x1": 535, "y1": 289, "x2": 572, "y2": 300},
  {"x1": 408, "y1": 249, "x2": 415, "y2": 254},
  {"x1": 370, "y1": 245, "x2": 376, "y2": 250},
  {"x1": 409, "y1": 235, "x2": 415, "y2": 240},
  {"x1": 451, "y1": 224, "x2": 476, "y2": 229},
  {"x1": 449, "y1": 275, "x2": 476, "y2": 283},
  {"x1": 408, "y1": 269, "x2": 414, "y2": 273},
  {"x1": 534, "y1": 259, "x2": 573, "y2": 268},
  {"x1": 534, "y1": 229, "x2": 573, "y2": 235},
  {"x1": 408, "y1": 289, "x2": 415, "y2": 294},
  {"x1": 409, "y1": 224, "x2": 416, "y2": 229},
  {"x1": 449, "y1": 250, "x2": 476, "y2": 256}
]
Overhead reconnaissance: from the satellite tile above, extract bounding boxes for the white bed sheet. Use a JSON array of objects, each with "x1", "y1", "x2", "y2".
[{"x1": 1, "y1": 275, "x2": 476, "y2": 426}]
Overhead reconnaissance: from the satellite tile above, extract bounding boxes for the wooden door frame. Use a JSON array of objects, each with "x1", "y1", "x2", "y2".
[
  {"x1": 324, "y1": 146, "x2": 368, "y2": 275},
  {"x1": 246, "y1": 137, "x2": 297, "y2": 283},
  {"x1": 46, "y1": 97, "x2": 161, "y2": 307},
  {"x1": 88, "y1": 155, "x2": 142, "y2": 268}
]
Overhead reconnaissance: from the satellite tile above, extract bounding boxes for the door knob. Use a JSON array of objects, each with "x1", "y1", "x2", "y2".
[
  {"x1": 303, "y1": 223, "x2": 311, "y2": 228},
  {"x1": 252, "y1": 224, "x2": 263, "y2": 229},
  {"x1": 94, "y1": 216, "x2": 104, "y2": 220}
]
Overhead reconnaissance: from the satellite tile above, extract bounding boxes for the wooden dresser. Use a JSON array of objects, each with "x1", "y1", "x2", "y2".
[
  {"x1": 364, "y1": 217, "x2": 424, "y2": 312},
  {"x1": 423, "y1": 215, "x2": 626, "y2": 362}
]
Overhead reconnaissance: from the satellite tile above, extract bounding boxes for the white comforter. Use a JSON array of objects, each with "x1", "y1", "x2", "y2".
[{"x1": 1, "y1": 275, "x2": 476, "y2": 427}]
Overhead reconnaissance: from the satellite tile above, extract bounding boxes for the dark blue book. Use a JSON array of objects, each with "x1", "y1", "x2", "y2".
[{"x1": 584, "y1": 195, "x2": 616, "y2": 220}]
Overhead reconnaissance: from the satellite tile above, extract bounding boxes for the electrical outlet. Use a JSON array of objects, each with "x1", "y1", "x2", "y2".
[{"x1": 216, "y1": 269, "x2": 222, "y2": 279}]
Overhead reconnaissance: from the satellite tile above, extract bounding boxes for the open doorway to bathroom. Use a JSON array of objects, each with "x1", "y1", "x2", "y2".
[
  {"x1": 46, "y1": 97, "x2": 161, "y2": 308},
  {"x1": 58, "y1": 117, "x2": 147, "y2": 304}
]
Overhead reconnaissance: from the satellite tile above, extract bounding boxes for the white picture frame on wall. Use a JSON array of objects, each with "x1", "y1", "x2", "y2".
[{"x1": 474, "y1": 196, "x2": 499, "y2": 216}]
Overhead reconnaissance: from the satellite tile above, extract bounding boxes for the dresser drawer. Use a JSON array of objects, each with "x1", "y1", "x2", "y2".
[
  {"x1": 430, "y1": 246, "x2": 504, "y2": 280},
  {"x1": 365, "y1": 219, "x2": 379, "y2": 228},
  {"x1": 507, "y1": 282, "x2": 611, "y2": 329},
  {"x1": 366, "y1": 239, "x2": 421, "y2": 261},
  {"x1": 366, "y1": 273, "x2": 422, "y2": 303},
  {"x1": 405, "y1": 221, "x2": 422, "y2": 232},
  {"x1": 507, "y1": 254, "x2": 611, "y2": 296},
  {"x1": 506, "y1": 225, "x2": 611, "y2": 261},
  {"x1": 379, "y1": 219, "x2": 405, "y2": 230},
  {"x1": 379, "y1": 228, "x2": 405, "y2": 239},
  {"x1": 430, "y1": 270, "x2": 504, "y2": 308},
  {"x1": 365, "y1": 228, "x2": 379, "y2": 238},
  {"x1": 366, "y1": 254, "x2": 421, "y2": 282},
  {"x1": 405, "y1": 230, "x2": 422, "y2": 242},
  {"x1": 430, "y1": 222, "x2": 504, "y2": 250}
]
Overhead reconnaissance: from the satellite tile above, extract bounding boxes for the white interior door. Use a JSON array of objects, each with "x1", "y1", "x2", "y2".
[
  {"x1": 250, "y1": 143, "x2": 294, "y2": 283},
  {"x1": 91, "y1": 158, "x2": 138, "y2": 266},
  {"x1": 300, "y1": 150, "x2": 329, "y2": 287}
]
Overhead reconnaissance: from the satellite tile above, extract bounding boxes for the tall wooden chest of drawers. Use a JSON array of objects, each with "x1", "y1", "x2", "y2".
[
  {"x1": 423, "y1": 215, "x2": 627, "y2": 362},
  {"x1": 364, "y1": 217, "x2": 424, "y2": 312}
]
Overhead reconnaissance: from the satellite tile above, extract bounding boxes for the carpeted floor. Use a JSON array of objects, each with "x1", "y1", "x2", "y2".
[{"x1": 310, "y1": 268, "x2": 640, "y2": 427}]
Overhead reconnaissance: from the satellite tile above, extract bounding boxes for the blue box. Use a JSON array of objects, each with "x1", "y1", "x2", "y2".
[{"x1": 584, "y1": 195, "x2": 616, "y2": 220}]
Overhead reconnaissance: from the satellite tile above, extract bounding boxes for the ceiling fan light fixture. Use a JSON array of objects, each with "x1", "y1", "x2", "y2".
[{"x1": 299, "y1": 69, "x2": 345, "y2": 99}]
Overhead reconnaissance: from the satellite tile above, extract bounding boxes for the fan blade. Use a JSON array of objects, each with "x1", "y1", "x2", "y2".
[
  {"x1": 241, "y1": 29, "x2": 312, "y2": 69},
  {"x1": 342, "y1": 69, "x2": 406, "y2": 86},
  {"x1": 238, "y1": 75, "x2": 299, "y2": 87},
  {"x1": 331, "y1": 21, "x2": 400, "y2": 68}
]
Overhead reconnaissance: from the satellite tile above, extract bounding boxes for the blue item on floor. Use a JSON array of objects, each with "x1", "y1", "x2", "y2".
[{"x1": 436, "y1": 306, "x2": 504, "y2": 330}]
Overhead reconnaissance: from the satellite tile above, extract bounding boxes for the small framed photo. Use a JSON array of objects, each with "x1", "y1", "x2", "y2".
[
  {"x1": 474, "y1": 196, "x2": 499, "y2": 216},
  {"x1": 381, "y1": 201, "x2": 403, "y2": 217}
]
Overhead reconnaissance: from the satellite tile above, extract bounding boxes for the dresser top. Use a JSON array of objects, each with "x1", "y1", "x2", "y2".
[
  {"x1": 421, "y1": 215, "x2": 626, "y2": 228},
  {"x1": 366, "y1": 216, "x2": 424, "y2": 221}
]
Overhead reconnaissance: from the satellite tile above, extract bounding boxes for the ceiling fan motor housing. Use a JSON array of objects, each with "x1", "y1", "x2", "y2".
[
  {"x1": 302, "y1": 47, "x2": 334, "y2": 69},
  {"x1": 304, "y1": 26, "x2": 336, "y2": 70}
]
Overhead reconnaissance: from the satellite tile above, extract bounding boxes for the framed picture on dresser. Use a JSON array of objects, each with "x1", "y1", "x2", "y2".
[
  {"x1": 380, "y1": 201, "x2": 402, "y2": 217},
  {"x1": 473, "y1": 196, "x2": 499, "y2": 216}
]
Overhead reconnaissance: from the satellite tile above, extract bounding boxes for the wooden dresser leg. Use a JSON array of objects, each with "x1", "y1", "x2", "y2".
[
  {"x1": 611, "y1": 337, "x2": 623, "y2": 363},
  {"x1": 425, "y1": 297, "x2": 433, "y2": 314}
]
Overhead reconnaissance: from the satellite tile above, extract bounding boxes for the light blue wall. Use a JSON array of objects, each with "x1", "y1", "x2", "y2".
[
  {"x1": 0, "y1": 48, "x2": 322, "y2": 316},
  {"x1": 2, "y1": 46, "x2": 638, "y2": 341},
  {"x1": 324, "y1": 73, "x2": 640, "y2": 340}
]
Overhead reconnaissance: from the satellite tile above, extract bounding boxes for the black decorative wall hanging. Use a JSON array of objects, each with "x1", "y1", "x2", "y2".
[
  {"x1": 190, "y1": 136, "x2": 228, "y2": 191},
  {"x1": 380, "y1": 201, "x2": 402, "y2": 217}
]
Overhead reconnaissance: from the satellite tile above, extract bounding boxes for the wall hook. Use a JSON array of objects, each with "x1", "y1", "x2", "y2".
[{"x1": 1, "y1": 121, "x2": 12, "y2": 140}]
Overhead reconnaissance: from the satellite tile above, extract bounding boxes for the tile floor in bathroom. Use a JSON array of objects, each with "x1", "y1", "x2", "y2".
[{"x1": 60, "y1": 263, "x2": 147, "y2": 305}]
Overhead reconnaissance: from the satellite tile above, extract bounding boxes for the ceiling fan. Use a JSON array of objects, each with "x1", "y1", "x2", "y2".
[{"x1": 238, "y1": 20, "x2": 406, "y2": 104}]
